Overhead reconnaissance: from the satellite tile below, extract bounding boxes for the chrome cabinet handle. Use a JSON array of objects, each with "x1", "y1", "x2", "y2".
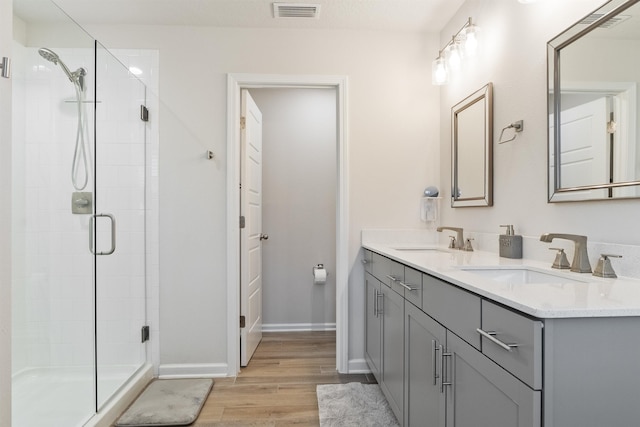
[
  {"x1": 373, "y1": 289, "x2": 378, "y2": 317},
  {"x1": 399, "y1": 281, "x2": 418, "y2": 291},
  {"x1": 385, "y1": 274, "x2": 399, "y2": 282},
  {"x1": 89, "y1": 213, "x2": 116, "y2": 255},
  {"x1": 432, "y1": 340, "x2": 440, "y2": 386},
  {"x1": 376, "y1": 290, "x2": 384, "y2": 316},
  {"x1": 440, "y1": 344, "x2": 452, "y2": 393},
  {"x1": 476, "y1": 328, "x2": 519, "y2": 352}
]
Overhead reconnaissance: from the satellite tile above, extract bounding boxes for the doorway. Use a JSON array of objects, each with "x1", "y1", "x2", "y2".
[
  {"x1": 246, "y1": 87, "x2": 337, "y2": 363},
  {"x1": 226, "y1": 74, "x2": 349, "y2": 375}
]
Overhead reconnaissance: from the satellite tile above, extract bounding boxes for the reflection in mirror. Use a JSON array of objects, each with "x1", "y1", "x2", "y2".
[
  {"x1": 548, "y1": 0, "x2": 640, "y2": 202},
  {"x1": 451, "y1": 83, "x2": 493, "y2": 207}
]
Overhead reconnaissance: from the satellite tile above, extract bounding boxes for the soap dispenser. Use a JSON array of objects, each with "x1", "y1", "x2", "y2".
[{"x1": 499, "y1": 225, "x2": 523, "y2": 259}]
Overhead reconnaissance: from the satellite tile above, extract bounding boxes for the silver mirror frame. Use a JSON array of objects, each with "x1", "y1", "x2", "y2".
[
  {"x1": 451, "y1": 83, "x2": 493, "y2": 207},
  {"x1": 547, "y1": 0, "x2": 640, "y2": 202}
]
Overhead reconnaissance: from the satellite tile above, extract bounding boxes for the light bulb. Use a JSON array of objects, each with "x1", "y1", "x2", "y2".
[
  {"x1": 447, "y1": 43, "x2": 463, "y2": 72},
  {"x1": 432, "y1": 57, "x2": 448, "y2": 85},
  {"x1": 464, "y1": 25, "x2": 479, "y2": 57}
]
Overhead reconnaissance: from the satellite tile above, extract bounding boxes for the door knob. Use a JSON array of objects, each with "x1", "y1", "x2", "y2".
[{"x1": 260, "y1": 233, "x2": 269, "y2": 241}]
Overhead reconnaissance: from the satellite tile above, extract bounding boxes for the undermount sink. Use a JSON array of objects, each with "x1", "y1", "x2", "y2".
[
  {"x1": 459, "y1": 267, "x2": 588, "y2": 285},
  {"x1": 392, "y1": 246, "x2": 449, "y2": 253}
]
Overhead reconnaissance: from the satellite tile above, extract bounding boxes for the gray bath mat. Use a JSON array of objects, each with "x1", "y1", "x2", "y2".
[
  {"x1": 115, "y1": 378, "x2": 214, "y2": 426},
  {"x1": 316, "y1": 383, "x2": 399, "y2": 427}
]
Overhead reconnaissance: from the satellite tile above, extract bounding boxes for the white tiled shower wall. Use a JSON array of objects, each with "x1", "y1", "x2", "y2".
[{"x1": 11, "y1": 44, "x2": 159, "y2": 375}]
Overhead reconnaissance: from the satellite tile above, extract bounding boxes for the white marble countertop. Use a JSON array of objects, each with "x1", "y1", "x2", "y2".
[{"x1": 363, "y1": 242, "x2": 640, "y2": 319}]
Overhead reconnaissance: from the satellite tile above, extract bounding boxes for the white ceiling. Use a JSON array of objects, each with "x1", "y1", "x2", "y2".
[{"x1": 14, "y1": 0, "x2": 465, "y2": 33}]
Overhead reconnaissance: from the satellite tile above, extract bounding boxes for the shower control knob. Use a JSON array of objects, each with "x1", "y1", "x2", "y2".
[{"x1": 260, "y1": 234, "x2": 269, "y2": 241}]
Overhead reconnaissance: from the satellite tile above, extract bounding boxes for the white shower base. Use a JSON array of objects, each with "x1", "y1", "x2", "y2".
[{"x1": 12, "y1": 364, "x2": 151, "y2": 427}]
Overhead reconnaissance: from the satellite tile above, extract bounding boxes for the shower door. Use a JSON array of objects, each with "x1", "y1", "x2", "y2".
[{"x1": 93, "y1": 42, "x2": 148, "y2": 409}]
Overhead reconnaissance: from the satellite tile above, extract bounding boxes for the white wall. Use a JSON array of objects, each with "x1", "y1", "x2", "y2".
[
  {"x1": 71, "y1": 25, "x2": 441, "y2": 371},
  {"x1": 249, "y1": 88, "x2": 337, "y2": 331},
  {"x1": 438, "y1": 1, "x2": 640, "y2": 252},
  {"x1": 1, "y1": 0, "x2": 13, "y2": 421}
]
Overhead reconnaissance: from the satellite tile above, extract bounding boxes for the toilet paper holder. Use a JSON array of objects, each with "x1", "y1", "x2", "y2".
[
  {"x1": 313, "y1": 264, "x2": 328, "y2": 285},
  {"x1": 312, "y1": 264, "x2": 326, "y2": 275}
]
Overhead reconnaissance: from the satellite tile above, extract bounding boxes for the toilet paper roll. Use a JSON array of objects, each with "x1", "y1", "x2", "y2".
[{"x1": 313, "y1": 265, "x2": 327, "y2": 285}]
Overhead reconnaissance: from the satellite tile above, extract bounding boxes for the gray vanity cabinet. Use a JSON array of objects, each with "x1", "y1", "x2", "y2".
[
  {"x1": 404, "y1": 301, "x2": 446, "y2": 427},
  {"x1": 364, "y1": 247, "x2": 640, "y2": 427}
]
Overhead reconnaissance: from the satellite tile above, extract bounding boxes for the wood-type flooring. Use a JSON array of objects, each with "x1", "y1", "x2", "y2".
[{"x1": 192, "y1": 331, "x2": 376, "y2": 426}]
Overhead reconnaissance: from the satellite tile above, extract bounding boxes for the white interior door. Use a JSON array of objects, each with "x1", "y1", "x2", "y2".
[
  {"x1": 550, "y1": 96, "x2": 609, "y2": 199},
  {"x1": 240, "y1": 89, "x2": 264, "y2": 366}
]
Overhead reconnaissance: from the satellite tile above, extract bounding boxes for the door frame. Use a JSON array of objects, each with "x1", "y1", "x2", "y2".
[{"x1": 226, "y1": 73, "x2": 349, "y2": 375}]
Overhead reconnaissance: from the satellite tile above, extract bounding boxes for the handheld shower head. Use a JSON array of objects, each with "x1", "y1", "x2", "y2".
[
  {"x1": 38, "y1": 47, "x2": 59, "y2": 64},
  {"x1": 38, "y1": 47, "x2": 86, "y2": 90}
]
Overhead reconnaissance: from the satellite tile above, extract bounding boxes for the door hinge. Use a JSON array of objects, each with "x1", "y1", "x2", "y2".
[
  {"x1": 140, "y1": 105, "x2": 149, "y2": 122},
  {"x1": 240, "y1": 315, "x2": 246, "y2": 328},
  {"x1": 607, "y1": 112, "x2": 617, "y2": 134},
  {"x1": 141, "y1": 325, "x2": 150, "y2": 343},
  {"x1": 240, "y1": 116, "x2": 246, "y2": 130},
  {"x1": 240, "y1": 216, "x2": 246, "y2": 229}
]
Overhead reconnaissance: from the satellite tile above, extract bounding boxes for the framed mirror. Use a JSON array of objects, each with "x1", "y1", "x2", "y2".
[
  {"x1": 451, "y1": 83, "x2": 493, "y2": 207},
  {"x1": 548, "y1": 0, "x2": 640, "y2": 202}
]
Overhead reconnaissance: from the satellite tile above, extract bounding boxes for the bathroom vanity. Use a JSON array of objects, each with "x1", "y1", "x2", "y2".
[{"x1": 362, "y1": 244, "x2": 640, "y2": 427}]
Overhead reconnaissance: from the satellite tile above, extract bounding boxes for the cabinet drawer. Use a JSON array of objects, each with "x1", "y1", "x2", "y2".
[
  {"x1": 402, "y1": 267, "x2": 423, "y2": 309},
  {"x1": 480, "y1": 300, "x2": 543, "y2": 390},
  {"x1": 362, "y1": 249, "x2": 373, "y2": 274},
  {"x1": 371, "y1": 252, "x2": 391, "y2": 283},
  {"x1": 423, "y1": 273, "x2": 481, "y2": 349},
  {"x1": 388, "y1": 260, "x2": 405, "y2": 295}
]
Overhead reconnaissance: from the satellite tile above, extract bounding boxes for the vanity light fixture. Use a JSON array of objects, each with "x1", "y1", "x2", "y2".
[{"x1": 431, "y1": 17, "x2": 479, "y2": 86}]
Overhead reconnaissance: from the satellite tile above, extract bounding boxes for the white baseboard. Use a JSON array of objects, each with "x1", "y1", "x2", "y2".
[
  {"x1": 347, "y1": 358, "x2": 371, "y2": 374},
  {"x1": 262, "y1": 323, "x2": 336, "y2": 332},
  {"x1": 158, "y1": 363, "x2": 229, "y2": 379}
]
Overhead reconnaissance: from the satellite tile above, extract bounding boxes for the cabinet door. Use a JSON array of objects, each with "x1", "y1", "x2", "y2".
[
  {"x1": 405, "y1": 302, "x2": 446, "y2": 427},
  {"x1": 381, "y1": 284, "x2": 405, "y2": 425},
  {"x1": 445, "y1": 332, "x2": 541, "y2": 427},
  {"x1": 365, "y1": 273, "x2": 382, "y2": 380}
]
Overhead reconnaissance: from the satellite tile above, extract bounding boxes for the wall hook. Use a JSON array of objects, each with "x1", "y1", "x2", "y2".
[
  {"x1": 498, "y1": 120, "x2": 524, "y2": 144},
  {"x1": 206, "y1": 150, "x2": 215, "y2": 160}
]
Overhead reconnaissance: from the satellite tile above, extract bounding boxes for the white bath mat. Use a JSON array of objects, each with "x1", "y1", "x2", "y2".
[
  {"x1": 115, "y1": 378, "x2": 213, "y2": 426},
  {"x1": 316, "y1": 382, "x2": 399, "y2": 427}
]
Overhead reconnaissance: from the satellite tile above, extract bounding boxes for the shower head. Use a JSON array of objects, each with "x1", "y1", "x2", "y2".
[
  {"x1": 38, "y1": 47, "x2": 60, "y2": 65},
  {"x1": 38, "y1": 47, "x2": 86, "y2": 90}
]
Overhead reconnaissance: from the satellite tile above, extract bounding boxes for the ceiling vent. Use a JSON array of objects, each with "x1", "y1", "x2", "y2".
[
  {"x1": 579, "y1": 13, "x2": 631, "y2": 29},
  {"x1": 273, "y1": 3, "x2": 321, "y2": 19}
]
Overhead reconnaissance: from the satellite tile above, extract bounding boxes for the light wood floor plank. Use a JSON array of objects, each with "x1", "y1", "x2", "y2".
[{"x1": 193, "y1": 331, "x2": 376, "y2": 425}]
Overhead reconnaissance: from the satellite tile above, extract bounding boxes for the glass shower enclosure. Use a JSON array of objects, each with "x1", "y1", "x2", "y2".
[{"x1": 12, "y1": 1, "x2": 150, "y2": 425}]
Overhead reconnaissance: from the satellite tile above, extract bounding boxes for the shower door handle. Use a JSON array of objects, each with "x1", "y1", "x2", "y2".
[{"x1": 89, "y1": 213, "x2": 116, "y2": 255}]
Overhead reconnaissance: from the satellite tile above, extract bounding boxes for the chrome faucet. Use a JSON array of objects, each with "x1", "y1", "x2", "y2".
[
  {"x1": 437, "y1": 226, "x2": 464, "y2": 250},
  {"x1": 539, "y1": 233, "x2": 592, "y2": 273}
]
